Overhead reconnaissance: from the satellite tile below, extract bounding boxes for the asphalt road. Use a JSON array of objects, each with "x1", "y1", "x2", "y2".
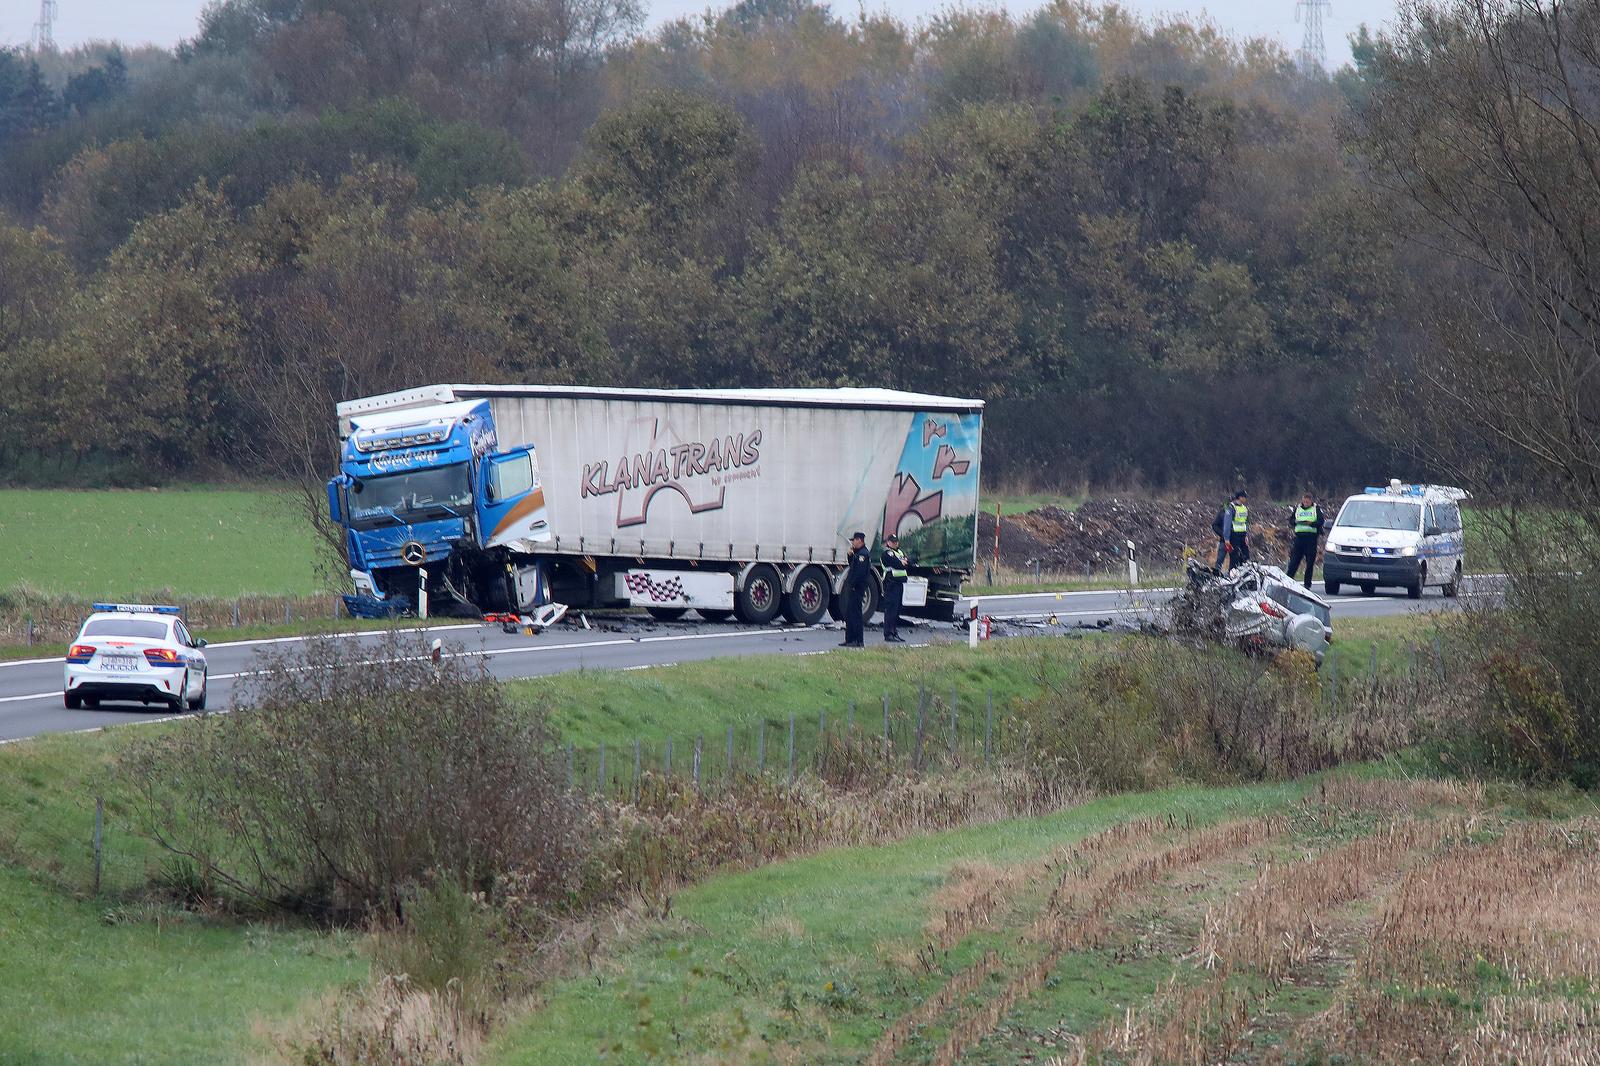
[{"x1": 0, "y1": 579, "x2": 1488, "y2": 744}]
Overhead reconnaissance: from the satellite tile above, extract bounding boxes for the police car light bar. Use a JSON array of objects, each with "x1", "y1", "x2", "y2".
[{"x1": 91, "y1": 603, "x2": 183, "y2": 616}]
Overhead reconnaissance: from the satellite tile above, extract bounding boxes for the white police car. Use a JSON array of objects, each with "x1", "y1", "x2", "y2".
[
  {"x1": 63, "y1": 604, "x2": 208, "y2": 711},
  {"x1": 1323, "y1": 481, "x2": 1468, "y2": 599}
]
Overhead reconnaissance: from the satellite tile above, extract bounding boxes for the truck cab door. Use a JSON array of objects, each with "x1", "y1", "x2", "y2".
[{"x1": 480, "y1": 448, "x2": 550, "y2": 549}]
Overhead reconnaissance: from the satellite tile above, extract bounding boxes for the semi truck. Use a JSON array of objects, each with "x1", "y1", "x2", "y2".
[{"x1": 328, "y1": 384, "x2": 983, "y2": 626}]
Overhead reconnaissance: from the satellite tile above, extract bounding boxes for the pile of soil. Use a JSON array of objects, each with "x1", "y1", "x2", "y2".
[{"x1": 977, "y1": 498, "x2": 1299, "y2": 573}]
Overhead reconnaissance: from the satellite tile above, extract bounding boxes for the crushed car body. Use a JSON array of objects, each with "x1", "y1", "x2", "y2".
[{"x1": 1167, "y1": 560, "x2": 1332, "y2": 665}]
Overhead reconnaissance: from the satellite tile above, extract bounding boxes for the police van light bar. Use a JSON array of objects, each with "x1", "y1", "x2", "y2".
[{"x1": 92, "y1": 603, "x2": 183, "y2": 616}]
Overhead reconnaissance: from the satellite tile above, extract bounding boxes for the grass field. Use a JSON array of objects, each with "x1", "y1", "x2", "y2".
[
  {"x1": 486, "y1": 770, "x2": 1595, "y2": 1065},
  {"x1": 0, "y1": 608, "x2": 1521, "y2": 1066},
  {"x1": 0, "y1": 864, "x2": 364, "y2": 1065},
  {"x1": 0, "y1": 487, "x2": 325, "y2": 598}
]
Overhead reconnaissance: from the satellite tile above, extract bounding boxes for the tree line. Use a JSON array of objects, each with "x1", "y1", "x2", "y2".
[{"x1": 0, "y1": 0, "x2": 1418, "y2": 491}]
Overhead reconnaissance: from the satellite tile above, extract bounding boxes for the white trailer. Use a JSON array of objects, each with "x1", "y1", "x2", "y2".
[{"x1": 335, "y1": 385, "x2": 983, "y2": 624}]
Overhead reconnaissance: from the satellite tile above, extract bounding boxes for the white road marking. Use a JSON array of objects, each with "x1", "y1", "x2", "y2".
[{"x1": 0, "y1": 623, "x2": 485, "y2": 670}]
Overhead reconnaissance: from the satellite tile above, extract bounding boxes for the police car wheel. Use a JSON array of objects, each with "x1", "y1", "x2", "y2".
[
  {"x1": 64, "y1": 692, "x2": 82, "y2": 709},
  {"x1": 187, "y1": 675, "x2": 208, "y2": 711}
]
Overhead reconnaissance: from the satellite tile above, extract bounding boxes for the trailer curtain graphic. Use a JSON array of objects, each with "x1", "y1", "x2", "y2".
[
  {"x1": 581, "y1": 419, "x2": 763, "y2": 528},
  {"x1": 882, "y1": 412, "x2": 981, "y2": 569}
]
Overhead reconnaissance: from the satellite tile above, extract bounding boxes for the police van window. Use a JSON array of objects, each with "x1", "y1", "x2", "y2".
[
  {"x1": 1424, "y1": 504, "x2": 1439, "y2": 533},
  {"x1": 1335, "y1": 500, "x2": 1422, "y2": 531},
  {"x1": 490, "y1": 453, "x2": 535, "y2": 501},
  {"x1": 1442, "y1": 504, "x2": 1462, "y2": 533}
]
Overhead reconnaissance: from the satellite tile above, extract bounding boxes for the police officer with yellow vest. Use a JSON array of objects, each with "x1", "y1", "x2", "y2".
[
  {"x1": 1285, "y1": 492, "x2": 1325, "y2": 588},
  {"x1": 1227, "y1": 490, "x2": 1251, "y2": 572},
  {"x1": 880, "y1": 533, "x2": 909, "y2": 643}
]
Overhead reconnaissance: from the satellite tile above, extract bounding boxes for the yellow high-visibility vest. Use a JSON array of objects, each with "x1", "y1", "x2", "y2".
[
  {"x1": 1231, "y1": 505, "x2": 1249, "y2": 533},
  {"x1": 1294, "y1": 506, "x2": 1318, "y2": 534}
]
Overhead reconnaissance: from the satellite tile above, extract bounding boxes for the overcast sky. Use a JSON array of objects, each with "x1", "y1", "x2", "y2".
[{"x1": 2, "y1": 0, "x2": 1393, "y2": 68}]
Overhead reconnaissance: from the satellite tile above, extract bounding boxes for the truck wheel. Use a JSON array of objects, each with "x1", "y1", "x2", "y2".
[
  {"x1": 736, "y1": 564, "x2": 783, "y2": 625},
  {"x1": 859, "y1": 579, "x2": 881, "y2": 623},
  {"x1": 827, "y1": 591, "x2": 845, "y2": 622},
  {"x1": 697, "y1": 609, "x2": 734, "y2": 623},
  {"x1": 645, "y1": 607, "x2": 688, "y2": 622},
  {"x1": 1324, "y1": 579, "x2": 1341, "y2": 597},
  {"x1": 1443, "y1": 564, "x2": 1461, "y2": 598},
  {"x1": 783, "y1": 566, "x2": 831, "y2": 625}
]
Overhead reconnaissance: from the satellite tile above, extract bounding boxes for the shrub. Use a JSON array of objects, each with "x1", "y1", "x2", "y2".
[
  {"x1": 1019, "y1": 639, "x2": 1417, "y2": 791},
  {"x1": 118, "y1": 630, "x2": 589, "y2": 918}
]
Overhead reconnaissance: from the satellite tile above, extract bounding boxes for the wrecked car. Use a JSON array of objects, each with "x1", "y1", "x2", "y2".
[{"x1": 1168, "y1": 560, "x2": 1332, "y2": 665}]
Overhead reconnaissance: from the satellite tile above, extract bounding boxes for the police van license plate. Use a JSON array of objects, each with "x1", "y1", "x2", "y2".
[{"x1": 1352, "y1": 571, "x2": 1379, "y2": 581}]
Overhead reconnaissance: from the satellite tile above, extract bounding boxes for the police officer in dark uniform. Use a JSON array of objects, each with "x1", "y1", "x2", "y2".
[
  {"x1": 840, "y1": 531, "x2": 871, "y2": 647},
  {"x1": 1285, "y1": 492, "x2": 1325, "y2": 588},
  {"x1": 880, "y1": 532, "x2": 909, "y2": 643}
]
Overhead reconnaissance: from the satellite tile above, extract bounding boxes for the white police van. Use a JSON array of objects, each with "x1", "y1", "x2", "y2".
[{"x1": 1322, "y1": 481, "x2": 1468, "y2": 599}]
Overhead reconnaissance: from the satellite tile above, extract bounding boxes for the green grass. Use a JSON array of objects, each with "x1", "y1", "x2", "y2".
[
  {"x1": 483, "y1": 778, "x2": 1308, "y2": 1066},
  {"x1": 514, "y1": 614, "x2": 1447, "y2": 749},
  {"x1": 0, "y1": 728, "x2": 365, "y2": 1065},
  {"x1": 0, "y1": 487, "x2": 324, "y2": 597},
  {"x1": 512, "y1": 637, "x2": 1081, "y2": 748},
  {"x1": 983, "y1": 492, "x2": 1087, "y2": 515},
  {"x1": 0, "y1": 865, "x2": 365, "y2": 1066}
]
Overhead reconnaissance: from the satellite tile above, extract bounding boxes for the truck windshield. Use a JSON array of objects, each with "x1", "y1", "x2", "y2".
[
  {"x1": 1335, "y1": 500, "x2": 1421, "y2": 531},
  {"x1": 348, "y1": 464, "x2": 472, "y2": 528}
]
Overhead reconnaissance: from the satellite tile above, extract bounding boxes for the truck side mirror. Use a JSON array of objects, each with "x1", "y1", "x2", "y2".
[{"x1": 326, "y1": 479, "x2": 342, "y2": 523}]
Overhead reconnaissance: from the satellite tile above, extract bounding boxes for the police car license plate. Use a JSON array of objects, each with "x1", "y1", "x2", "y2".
[
  {"x1": 1352, "y1": 571, "x2": 1379, "y2": 581},
  {"x1": 101, "y1": 655, "x2": 139, "y2": 671}
]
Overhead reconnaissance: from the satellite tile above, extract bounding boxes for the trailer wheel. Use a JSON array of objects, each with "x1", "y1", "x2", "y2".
[
  {"x1": 646, "y1": 607, "x2": 688, "y2": 622},
  {"x1": 783, "y1": 566, "x2": 831, "y2": 625},
  {"x1": 736, "y1": 564, "x2": 783, "y2": 625}
]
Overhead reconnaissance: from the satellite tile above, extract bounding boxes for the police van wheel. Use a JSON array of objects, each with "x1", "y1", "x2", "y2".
[
  {"x1": 1324, "y1": 580, "x2": 1342, "y2": 597},
  {"x1": 1443, "y1": 565, "x2": 1461, "y2": 598},
  {"x1": 783, "y1": 566, "x2": 831, "y2": 626},
  {"x1": 1406, "y1": 565, "x2": 1426, "y2": 599},
  {"x1": 1360, "y1": 583, "x2": 1376, "y2": 596}
]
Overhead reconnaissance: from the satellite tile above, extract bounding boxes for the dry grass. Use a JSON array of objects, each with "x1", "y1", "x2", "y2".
[
  {"x1": 924, "y1": 860, "x2": 1031, "y2": 951},
  {"x1": 1311, "y1": 773, "x2": 1486, "y2": 815},
  {"x1": 260, "y1": 975, "x2": 482, "y2": 1066},
  {"x1": 1084, "y1": 818, "x2": 1466, "y2": 1065},
  {"x1": 1362, "y1": 818, "x2": 1600, "y2": 989},
  {"x1": 862, "y1": 816, "x2": 1284, "y2": 1066}
]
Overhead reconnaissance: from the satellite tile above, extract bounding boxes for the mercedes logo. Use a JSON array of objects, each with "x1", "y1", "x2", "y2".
[{"x1": 400, "y1": 541, "x2": 427, "y2": 566}]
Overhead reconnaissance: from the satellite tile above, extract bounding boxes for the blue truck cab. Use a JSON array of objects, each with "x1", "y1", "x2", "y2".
[{"x1": 327, "y1": 400, "x2": 550, "y2": 615}]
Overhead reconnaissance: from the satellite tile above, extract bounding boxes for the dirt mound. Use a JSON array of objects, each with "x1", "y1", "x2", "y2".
[{"x1": 977, "y1": 498, "x2": 1297, "y2": 573}]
